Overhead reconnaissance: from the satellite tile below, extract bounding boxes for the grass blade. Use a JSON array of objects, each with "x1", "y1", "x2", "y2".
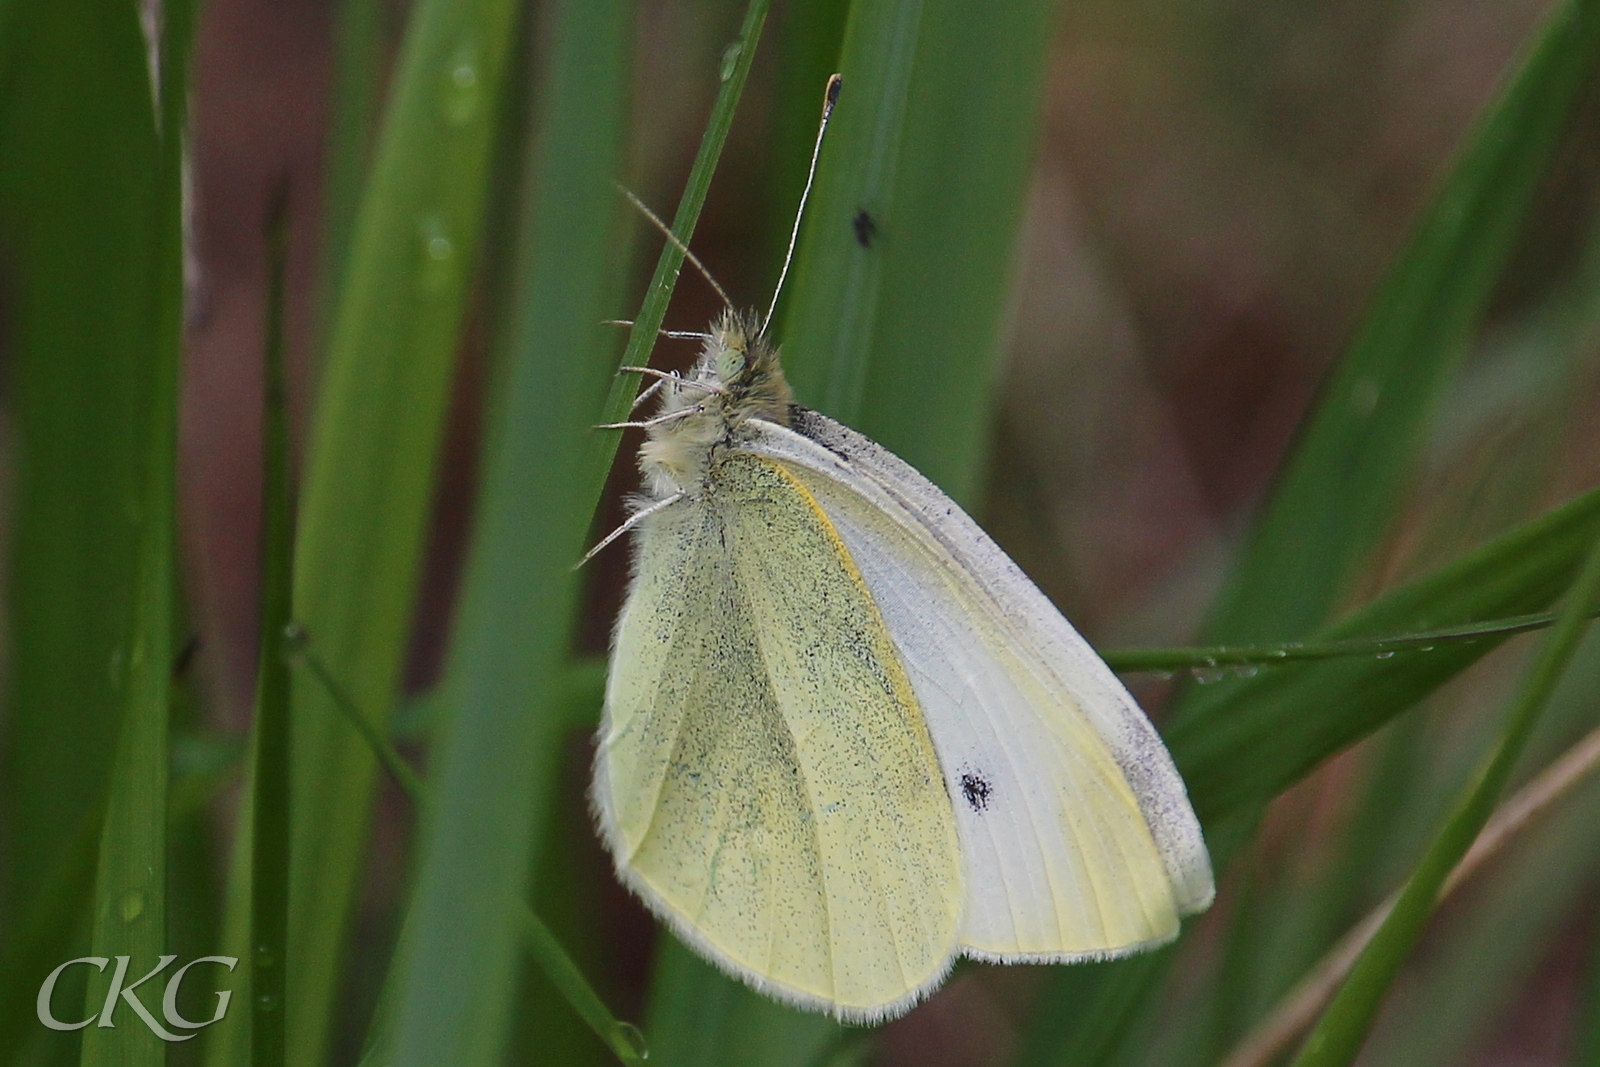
[
  {"x1": 776, "y1": 0, "x2": 926, "y2": 425},
  {"x1": 288, "y1": 641, "x2": 645, "y2": 1065},
  {"x1": 78, "y1": 0, "x2": 193, "y2": 1062},
  {"x1": 281, "y1": 0, "x2": 528, "y2": 1059},
  {"x1": 380, "y1": 0, "x2": 634, "y2": 1062},
  {"x1": 585, "y1": 0, "x2": 771, "y2": 494},
  {"x1": 518, "y1": 912, "x2": 647, "y2": 1067},
  {"x1": 1171, "y1": 485, "x2": 1600, "y2": 822},
  {"x1": 644, "y1": 938, "x2": 843, "y2": 1067},
  {"x1": 318, "y1": 0, "x2": 384, "y2": 330},
  {"x1": 0, "y1": 1, "x2": 171, "y2": 1058},
  {"x1": 1197, "y1": 0, "x2": 1600, "y2": 647},
  {"x1": 1288, "y1": 532, "x2": 1600, "y2": 1067},
  {"x1": 1101, "y1": 607, "x2": 1600, "y2": 675},
  {"x1": 798, "y1": 0, "x2": 1057, "y2": 500},
  {"x1": 1223, "y1": 718, "x2": 1600, "y2": 1067},
  {"x1": 780, "y1": 0, "x2": 1056, "y2": 499},
  {"x1": 1019, "y1": 485, "x2": 1600, "y2": 1067},
  {"x1": 758, "y1": 0, "x2": 849, "y2": 292},
  {"x1": 1360, "y1": 779, "x2": 1600, "y2": 1066},
  {"x1": 250, "y1": 192, "x2": 296, "y2": 1067},
  {"x1": 1013, "y1": 953, "x2": 1173, "y2": 1067},
  {"x1": 1046, "y1": 0, "x2": 1600, "y2": 1061}
]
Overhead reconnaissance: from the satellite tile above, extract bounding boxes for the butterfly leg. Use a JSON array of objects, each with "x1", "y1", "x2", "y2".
[
  {"x1": 574, "y1": 492, "x2": 687, "y2": 568},
  {"x1": 596, "y1": 405, "x2": 704, "y2": 431}
]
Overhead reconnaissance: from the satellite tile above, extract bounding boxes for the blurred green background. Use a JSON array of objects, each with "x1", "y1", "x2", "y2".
[{"x1": 2, "y1": 0, "x2": 1600, "y2": 1065}]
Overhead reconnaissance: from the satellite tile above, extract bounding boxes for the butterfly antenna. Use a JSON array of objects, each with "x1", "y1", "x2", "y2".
[
  {"x1": 763, "y1": 73, "x2": 843, "y2": 335},
  {"x1": 617, "y1": 185, "x2": 735, "y2": 313}
]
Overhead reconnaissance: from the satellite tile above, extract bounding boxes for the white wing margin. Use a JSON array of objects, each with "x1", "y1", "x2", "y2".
[{"x1": 743, "y1": 411, "x2": 1213, "y2": 961}]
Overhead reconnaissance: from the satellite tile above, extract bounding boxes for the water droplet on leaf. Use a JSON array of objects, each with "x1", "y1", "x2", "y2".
[
  {"x1": 119, "y1": 889, "x2": 146, "y2": 922},
  {"x1": 616, "y1": 1021, "x2": 649, "y2": 1059},
  {"x1": 441, "y1": 44, "x2": 481, "y2": 124}
]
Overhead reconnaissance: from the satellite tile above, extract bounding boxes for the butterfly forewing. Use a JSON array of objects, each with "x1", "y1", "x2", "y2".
[{"x1": 596, "y1": 451, "x2": 964, "y2": 1019}]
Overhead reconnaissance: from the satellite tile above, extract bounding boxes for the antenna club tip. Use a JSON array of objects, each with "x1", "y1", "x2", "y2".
[{"x1": 825, "y1": 73, "x2": 842, "y2": 108}]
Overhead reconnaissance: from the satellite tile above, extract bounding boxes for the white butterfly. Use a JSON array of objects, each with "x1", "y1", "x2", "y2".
[{"x1": 590, "y1": 309, "x2": 1213, "y2": 1022}]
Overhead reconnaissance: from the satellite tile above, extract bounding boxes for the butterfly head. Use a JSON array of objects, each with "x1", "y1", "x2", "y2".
[
  {"x1": 638, "y1": 309, "x2": 794, "y2": 498},
  {"x1": 701, "y1": 309, "x2": 793, "y2": 422}
]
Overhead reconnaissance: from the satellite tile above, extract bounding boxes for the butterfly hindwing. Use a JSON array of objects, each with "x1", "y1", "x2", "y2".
[{"x1": 747, "y1": 413, "x2": 1214, "y2": 961}]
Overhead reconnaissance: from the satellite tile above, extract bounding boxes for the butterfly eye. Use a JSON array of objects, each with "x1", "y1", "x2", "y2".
[{"x1": 717, "y1": 344, "x2": 747, "y2": 380}]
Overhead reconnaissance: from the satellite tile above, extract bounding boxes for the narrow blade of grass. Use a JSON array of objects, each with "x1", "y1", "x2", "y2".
[
  {"x1": 380, "y1": 0, "x2": 634, "y2": 1062},
  {"x1": 1099, "y1": 606, "x2": 1600, "y2": 674},
  {"x1": 203, "y1": 764, "x2": 257, "y2": 1067},
  {"x1": 0, "y1": 2, "x2": 170, "y2": 1058},
  {"x1": 813, "y1": 0, "x2": 1058, "y2": 500},
  {"x1": 1288, "y1": 532, "x2": 1600, "y2": 1067},
  {"x1": 318, "y1": 0, "x2": 385, "y2": 334},
  {"x1": 250, "y1": 192, "x2": 296, "y2": 1067},
  {"x1": 518, "y1": 911, "x2": 648, "y2": 1067},
  {"x1": 757, "y1": 0, "x2": 850, "y2": 295},
  {"x1": 1197, "y1": 0, "x2": 1600, "y2": 648},
  {"x1": 1020, "y1": 485, "x2": 1600, "y2": 1067},
  {"x1": 1360, "y1": 782, "x2": 1600, "y2": 1066},
  {"x1": 644, "y1": 937, "x2": 844, "y2": 1067},
  {"x1": 585, "y1": 0, "x2": 772, "y2": 494},
  {"x1": 1171, "y1": 485, "x2": 1600, "y2": 821},
  {"x1": 1028, "y1": 1, "x2": 1600, "y2": 1054},
  {"x1": 1013, "y1": 953, "x2": 1173, "y2": 1067},
  {"x1": 775, "y1": 0, "x2": 926, "y2": 425},
  {"x1": 288, "y1": 640, "x2": 645, "y2": 1066},
  {"x1": 78, "y1": 0, "x2": 193, "y2": 1062},
  {"x1": 1224, "y1": 717, "x2": 1600, "y2": 1067},
  {"x1": 282, "y1": 0, "x2": 527, "y2": 1060},
  {"x1": 779, "y1": 0, "x2": 1056, "y2": 498}
]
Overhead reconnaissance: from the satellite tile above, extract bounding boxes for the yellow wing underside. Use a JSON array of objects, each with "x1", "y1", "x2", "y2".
[{"x1": 598, "y1": 453, "x2": 964, "y2": 1017}]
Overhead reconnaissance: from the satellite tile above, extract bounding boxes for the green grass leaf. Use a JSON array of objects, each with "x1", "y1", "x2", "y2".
[
  {"x1": 1171, "y1": 485, "x2": 1600, "y2": 822},
  {"x1": 280, "y1": 0, "x2": 530, "y2": 1059},
  {"x1": 1198, "y1": 0, "x2": 1600, "y2": 647},
  {"x1": 1100, "y1": 607, "x2": 1600, "y2": 675},
  {"x1": 380, "y1": 0, "x2": 634, "y2": 1062},
  {"x1": 78, "y1": 1, "x2": 194, "y2": 1063},
  {"x1": 1358, "y1": 765, "x2": 1600, "y2": 1066},
  {"x1": 249, "y1": 193, "x2": 296, "y2": 1067},
  {"x1": 643, "y1": 938, "x2": 843, "y2": 1067},
  {"x1": 1289, "y1": 533, "x2": 1600, "y2": 1066},
  {"x1": 1021, "y1": 0, "x2": 1600, "y2": 1057},
  {"x1": 0, "y1": 2, "x2": 173, "y2": 1059},
  {"x1": 584, "y1": 0, "x2": 772, "y2": 494},
  {"x1": 780, "y1": 0, "x2": 1055, "y2": 502},
  {"x1": 776, "y1": 0, "x2": 927, "y2": 427},
  {"x1": 1020, "y1": 484, "x2": 1600, "y2": 1067},
  {"x1": 285, "y1": 635, "x2": 643, "y2": 1064},
  {"x1": 318, "y1": 0, "x2": 385, "y2": 330}
]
